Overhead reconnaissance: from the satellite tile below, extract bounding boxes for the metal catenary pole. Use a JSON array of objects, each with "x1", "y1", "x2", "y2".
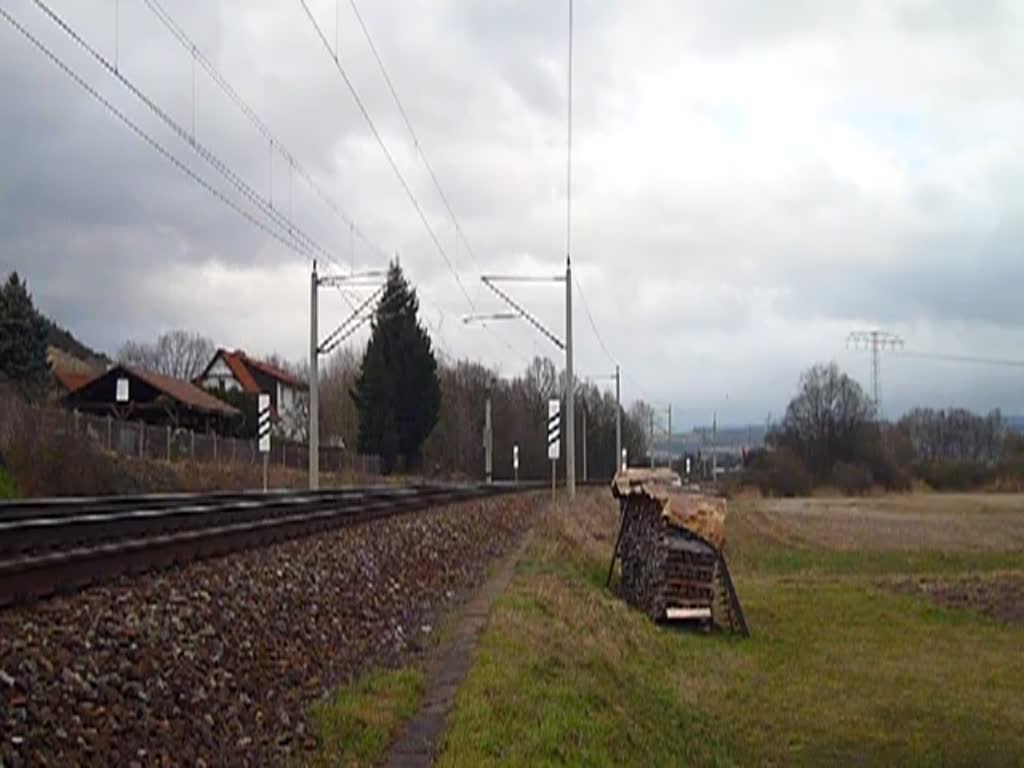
[
  {"x1": 565, "y1": 259, "x2": 575, "y2": 498},
  {"x1": 667, "y1": 404, "x2": 672, "y2": 467},
  {"x1": 581, "y1": 403, "x2": 587, "y2": 483},
  {"x1": 649, "y1": 410, "x2": 654, "y2": 469},
  {"x1": 309, "y1": 261, "x2": 320, "y2": 490},
  {"x1": 614, "y1": 365, "x2": 621, "y2": 477},
  {"x1": 483, "y1": 394, "x2": 493, "y2": 484}
]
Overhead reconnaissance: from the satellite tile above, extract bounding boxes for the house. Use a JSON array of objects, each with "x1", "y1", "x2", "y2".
[
  {"x1": 64, "y1": 364, "x2": 240, "y2": 433},
  {"x1": 195, "y1": 349, "x2": 308, "y2": 439}
]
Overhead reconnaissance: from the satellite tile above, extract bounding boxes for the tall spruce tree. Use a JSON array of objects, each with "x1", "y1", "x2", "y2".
[
  {"x1": 0, "y1": 272, "x2": 50, "y2": 398},
  {"x1": 352, "y1": 262, "x2": 441, "y2": 472}
]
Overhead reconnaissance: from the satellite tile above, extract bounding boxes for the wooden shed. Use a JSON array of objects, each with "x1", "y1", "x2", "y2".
[{"x1": 63, "y1": 365, "x2": 240, "y2": 434}]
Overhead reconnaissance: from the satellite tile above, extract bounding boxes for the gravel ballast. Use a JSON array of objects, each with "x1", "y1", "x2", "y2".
[{"x1": 0, "y1": 493, "x2": 540, "y2": 767}]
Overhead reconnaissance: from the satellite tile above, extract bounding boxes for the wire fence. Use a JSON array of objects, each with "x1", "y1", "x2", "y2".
[{"x1": 1, "y1": 398, "x2": 379, "y2": 476}]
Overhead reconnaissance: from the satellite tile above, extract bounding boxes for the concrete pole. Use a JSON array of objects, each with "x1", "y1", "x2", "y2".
[
  {"x1": 581, "y1": 404, "x2": 587, "y2": 483},
  {"x1": 565, "y1": 260, "x2": 576, "y2": 498},
  {"x1": 667, "y1": 404, "x2": 672, "y2": 468},
  {"x1": 614, "y1": 365, "x2": 621, "y2": 478},
  {"x1": 309, "y1": 261, "x2": 320, "y2": 490},
  {"x1": 483, "y1": 395, "x2": 493, "y2": 484},
  {"x1": 649, "y1": 410, "x2": 655, "y2": 469}
]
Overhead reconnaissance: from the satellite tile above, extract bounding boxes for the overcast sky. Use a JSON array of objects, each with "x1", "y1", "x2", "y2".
[{"x1": 2, "y1": 0, "x2": 1023, "y2": 427}]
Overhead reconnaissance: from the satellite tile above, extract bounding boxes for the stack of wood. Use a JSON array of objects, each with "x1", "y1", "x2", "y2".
[{"x1": 610, "y1": 469, "x2": 746, "y2": 634}]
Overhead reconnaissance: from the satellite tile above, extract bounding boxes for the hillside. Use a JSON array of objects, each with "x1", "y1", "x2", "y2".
[{"x1": 42, "y1": 315, "x2": 109, "y2": 368}]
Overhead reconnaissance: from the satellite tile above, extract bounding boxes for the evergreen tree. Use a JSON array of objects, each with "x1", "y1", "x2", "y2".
[
  {"x1": 351, "y1": 262, "x2": 441, "y2": 472},
  {"x1": 0, "y1": 272, "x2": 50, "y2": 398}
]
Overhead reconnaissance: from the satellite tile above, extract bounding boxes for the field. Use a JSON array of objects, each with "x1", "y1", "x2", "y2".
[{"x1": 433, "y1": 491, "x2": 1024, "y2": 767}]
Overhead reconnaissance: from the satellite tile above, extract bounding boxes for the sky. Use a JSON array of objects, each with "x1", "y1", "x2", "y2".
[{"x1": 2, "y1": 0, "x2": 1023, "y2": 429}]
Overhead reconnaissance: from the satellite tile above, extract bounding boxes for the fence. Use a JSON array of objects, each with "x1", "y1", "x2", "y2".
[{"x1": 1, "y1": 398, "x2": 379, "y2": 476}]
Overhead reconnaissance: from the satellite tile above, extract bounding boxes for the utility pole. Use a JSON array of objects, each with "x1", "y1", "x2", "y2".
[
  {"x1": 309, "y1": 261, "x2": 319, "y2": 490},
  {"x1": 614, "y1": 364, "x2": 621, "y2": 478},
  {"x1": 581, "y1": 403, "x2": 587, "y2": 483},
  {"x1": 483, "y1": 394, "x2": 493, "y2": 484},
  {"x1": 847, "y1": 329, "x2": 904, "y2": 415},
  {"x1": 565, "y1": 260, "x2": 576, "y2": 498},
  {"x1": 667, "y1": 404, "x2": 672, "y2": 467},
  {"x1": 649, "y1": 410, "x2": 655, "y2": 469},
  {"x1": 309, "y1": 267, "x2": 386, "y2": 492},
  {"x1": 564, "y1": 0, "x2": 576, "y2": 500}
]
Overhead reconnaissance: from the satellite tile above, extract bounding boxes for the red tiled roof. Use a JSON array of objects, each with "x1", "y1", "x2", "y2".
[
  {"x1": 53, "y1": 369, "x2": 97, "y2": 394},
  {"x1": 218, "y1": 350, "x2": 261, "y2": 394},
  {"x1": 237, "y1": 352, "x2": 306, "y2": 389},
  {"x1": 126, "y1": 366, "x2": 240, "y2": 416},
  {"x1": 198, "y1": 349, "x2": 306, "y2": 393}
]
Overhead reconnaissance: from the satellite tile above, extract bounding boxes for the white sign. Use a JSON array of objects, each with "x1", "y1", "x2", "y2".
[
  {"x1": 547, "y1": 398, "x2": 561, "y2": 461},
  {"x1": 685, "y1": 457, "x2": 692, "y2": 476},
  {"x1": 257, "y1": 393, "x2": 272, "y2": 453},
  {"x1": 513, "y1": 443, "x2": 519, "y2": 470},
  {"x1": 115, "y1": 377, "x2": 130, "y2": 403},
  {"x1": 621, "y1": 447, "x2": 628, "y2": 471}
]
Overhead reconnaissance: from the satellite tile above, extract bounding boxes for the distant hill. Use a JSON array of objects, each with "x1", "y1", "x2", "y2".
[
  {"x1": 42, "y1": 316, "x2": 109, "y2": 369},
  {"x1": 1006, "y1": 415, "x2": 1024, "y2": 434}
]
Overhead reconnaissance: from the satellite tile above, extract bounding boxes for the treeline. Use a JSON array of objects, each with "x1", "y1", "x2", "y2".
[
  {"x1": 320, "y1": 352, "x2": 646, "y2": 481},
  {"x1": 743, "y1": 362, "x2": 1024, "y2": 496}
]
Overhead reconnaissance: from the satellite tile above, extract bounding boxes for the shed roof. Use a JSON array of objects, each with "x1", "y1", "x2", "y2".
[
  {"x1": 119, "y1": 366, "x2": 240, "y2": 416},
  {"x1": 53, "y1": 368, "x2": 97, "y2": 394}
]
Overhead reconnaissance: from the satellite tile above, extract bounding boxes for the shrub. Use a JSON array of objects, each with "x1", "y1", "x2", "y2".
[
  {"x1": 747, "y1": 448, "x2": 813, "y2": 498},
  {"x1": 831, "y1": 462, "x2": 874, "y2": 496},
  {"x1": 913, "y1": 461, "x2": 995, "y2": 492}
]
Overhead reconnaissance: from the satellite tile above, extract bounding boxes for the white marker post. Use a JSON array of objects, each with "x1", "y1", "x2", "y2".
[
  {"x1": 621, "y1": 447, "x2": 627, "y2": 473},
  {"x1": 513, "y1": 443, "x2": 520, "y2": 483},
  {"x1": 258, "y1": 393, "x2": 272, "y2": 492},
  {"x1": 548, "y1": 398, "x2": 561, "y2": 503}
]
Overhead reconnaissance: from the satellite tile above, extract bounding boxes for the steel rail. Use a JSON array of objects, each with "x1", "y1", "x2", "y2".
[{"x1": 0, "y1": 483, "x2": 542, "y2": 608}]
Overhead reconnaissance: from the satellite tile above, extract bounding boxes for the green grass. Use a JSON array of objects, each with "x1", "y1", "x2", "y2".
[
  {"x1": 435, "y1": 500, "x2": 1024, "y2": 768},
  {"x1": 0, "y1": 467, "x2": 18, "y2": 499},
  {"x1": 301, "y1": 667, "x2": 425, "y2": 768},
  {"x1": 734, "y1": 545, "x2": 1024, "y2": 577}
]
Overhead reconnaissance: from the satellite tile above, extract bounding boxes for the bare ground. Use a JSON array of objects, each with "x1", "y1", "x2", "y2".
[{"x1": 887, "y1": 572, "x2": 1024, "y2": 626}]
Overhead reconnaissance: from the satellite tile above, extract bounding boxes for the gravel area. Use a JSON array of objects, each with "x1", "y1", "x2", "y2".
[{"x1": 0, "y1": 494, "x2": 540, "y2": 767}]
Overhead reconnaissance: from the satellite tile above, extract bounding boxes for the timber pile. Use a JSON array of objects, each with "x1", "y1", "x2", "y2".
[{"x1": 610, "y1": 469, "x2": 747, "y2": 635}]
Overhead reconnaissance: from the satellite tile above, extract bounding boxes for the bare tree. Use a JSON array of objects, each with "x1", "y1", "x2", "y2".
[
  {"x1": 119, "y1": 330, "x2": 215, "y2": 380},
  {"x1": 775, "y1": 362, "x2": 875, "y2": 478}
]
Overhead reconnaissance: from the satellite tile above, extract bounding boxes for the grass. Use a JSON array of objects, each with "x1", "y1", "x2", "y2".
[
  {"x1": 435, "y1": 493, "x2": 1024, "y2": 768},
  {"x1": 0, "y1": 466, "x2": 18, "y2": 499},
  {"x1": 301, "y1": 667, "x2": 425, "y2": 768}
]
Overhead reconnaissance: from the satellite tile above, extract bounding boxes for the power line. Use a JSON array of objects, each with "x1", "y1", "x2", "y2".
[
  {"x1": 346, "y1": 0, "x2": 477, "y2": 275},
  {"x1": 140, "y1": 0, "x2": 388, "y2": 264},
  {"x1": 296, "y1": 0, "x2": 477, "y2": 311},
  {"x1": 0, "y1": 5, "x2": 306, "y2": 259},
  {"x1": 28, "y1": 0, "x2": 349, "y2": 269},
  {"x1": 574, "y1": 275, "x2": 616, "y2": 367},
  {"x1": 345, "y1": 0, "x2": 533, "y2": 365},
  {"x1": 896, "y1": 350, "x2": 1024, "y2": 368}
]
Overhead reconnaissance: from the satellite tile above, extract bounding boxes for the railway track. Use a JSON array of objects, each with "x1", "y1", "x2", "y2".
[{"x1": 0, "y1": 482, "x2": 539, "y2": 608}]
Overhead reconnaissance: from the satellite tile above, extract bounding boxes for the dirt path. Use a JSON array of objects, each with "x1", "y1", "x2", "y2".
[{"x1": 383, "y1": 534, "x2": 531, "y2": 768}]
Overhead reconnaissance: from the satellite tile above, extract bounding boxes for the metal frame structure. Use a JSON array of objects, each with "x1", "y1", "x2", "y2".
[{"x1": 309, "y1": 262, "x2": 387, "y2": 489}]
